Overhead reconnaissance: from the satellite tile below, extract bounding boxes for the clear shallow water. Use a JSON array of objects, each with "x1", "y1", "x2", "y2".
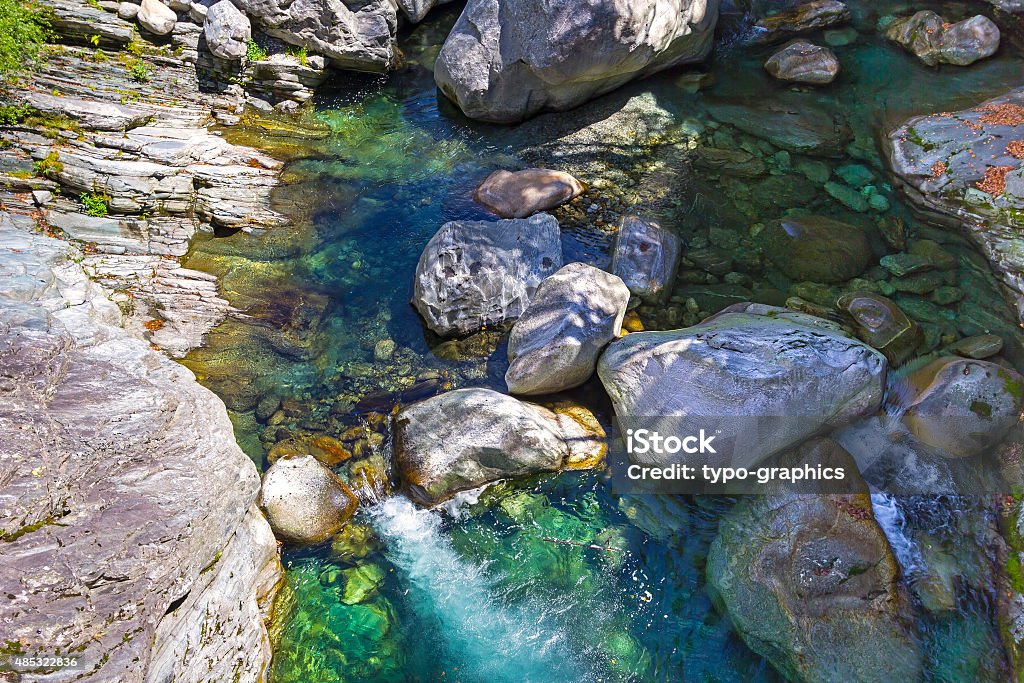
[{"x1": 181, "y1": 2, "x2": 1024, "y2": 681}]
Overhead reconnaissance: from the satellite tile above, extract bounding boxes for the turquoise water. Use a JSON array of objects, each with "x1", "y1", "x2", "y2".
[{"x1": 181, "y1": 2, "x2": 1024, "y2": 681}]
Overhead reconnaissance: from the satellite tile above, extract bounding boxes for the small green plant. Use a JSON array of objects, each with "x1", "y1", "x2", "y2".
[
  {"x1": 0, "y1": 103, "x2": 29, "y2": 125},
  {"x1": 88, "y1": 33, "x2": 100, "y2": 47},
  {"x1": 79, "y1": 191, "x2": 110, "y2": 217},
  {"x1": 286, "y1": 45, "x2": 308, "y2": 66},
  {"x1": 33, "y1": 150, "x2": 62, "y2": 177},
  {"x1": 127, "y1": 58, "x2": 152, "y2": 82},
  {"x1": 126, "y1": 37, "x2": 146, "y2": 56},
  {"x1": 246, "y1": 39, "x2": 266, "y2": 61},
  {"x1": 0, "y1": 0, "x2": 52, "y2": 81},
  {"x1": 92, "y1": 47, "x2": 107, "y2": 62}
]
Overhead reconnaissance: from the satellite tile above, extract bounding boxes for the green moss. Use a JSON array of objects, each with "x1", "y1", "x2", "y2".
[
  {"x1": 905, "y1": 126, "x2": 937, "y2": 152},
  {"x1": 33, "y1": 149, "x2": 62, "y2": 177},
  {"x1": 0, "y1": 518, "x2": 50, "y2": 542},
  {"x1": 200, "y1": 550, "x2": 222, "y2": 574},
  {"x1": 1001, "y1": 369, "x2": 1024, "y2": 401},
  {"x1": 969, "y1": 400, "x2": 993, "y2": 418}
]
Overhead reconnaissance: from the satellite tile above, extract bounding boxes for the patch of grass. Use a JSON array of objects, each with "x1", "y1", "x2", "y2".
[
  {"x1": 80, "y1": 191, "x2": 110, "y2": 217},
  {"x1": 246, "y1": 39, "x2": 266, "y2": 62},
  {"x1": 33, "y1": 150, "x2": 62, "y2": 177},
  {"x1": 0, "y1": 102, "x2": 30, "y2": 125},
  {"x1": 126, "y1": 37, "x2": 146, "y2": 56},
  {"x1": 286, "y1": 44, "x2": 308, "y2": 66},
  {"x1": 0, "y1": 0, "x2": 52, "y2": 81},
  {"x1": 127, "y1": 58, "x2": 152, "y2": 82}
]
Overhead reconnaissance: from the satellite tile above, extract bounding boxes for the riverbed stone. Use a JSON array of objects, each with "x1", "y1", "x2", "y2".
[
  {"x1": 887, "y1": 89, "x2": 1024, "y2": 320},
  {"x1": 394, "y1": 388, "x2": 598, "y2": 504},
  {"x1": 764, "y1": 40, "x2": 839, "y2": 85},
  {"x1": 412, "y1": 213, "x2": 562, "y2": 337},
  {"x1": 433, "y1": 0, "x2": 719, "y2": 122},
  {"x1": 707, "y1": 439, "x2": 922, "y2": 682},
  {"x1": 204, "y1": 0, "x2": 250, "y2": 61},
  {"x1": 473, "y1": 168, "x2": 584, "y2": 219},
  {"x1": 506, "y1": 262, "x2": 629, "y2": 395},
  {"x1": 837, "y1": 291, "x2": 923, "y2": 366},
  {"x1": 597, "y1": 305, "x2": 887, "y2": 470},
  {"x1": 752, "y1": 0, "x2": 851, "y2": 44},
  {"x1": 760, "y1": 215, "x2": 872, "y2": 283},
  {"x1": 259, "y1": 454, "x2": 359, "y2": 544},
  {"x1": 949, "y1": 334, "x2": 1004, "y2": 359},
  {"x1": 138, "y1": 0, "x2": 177, "y2": 35},
  {"x1": 706, "y1": 98, "x2": 852, "y2": 156},
  {"x1": 902, "y1": 357, "x2": 1024, "y2": 458},
  {"x1": 610, "y1": 215, "x2": 681, "y2": 302},
  {"x1": 885, "y1": 11, "x2": 1000, "y2": 67}
]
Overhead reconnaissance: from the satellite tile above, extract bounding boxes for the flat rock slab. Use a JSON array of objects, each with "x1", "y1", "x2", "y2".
[{"x1": 21, "y1": 90, "x2": 152, "y2": 131}]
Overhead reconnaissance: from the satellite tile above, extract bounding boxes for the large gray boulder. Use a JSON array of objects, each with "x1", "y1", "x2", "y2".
[
  {"x1": 395, "y1": 0, "x2": 452, "y2": 22},
  {"x1": 412, "y1": 213, "x2": 563, "y2": 337},
  {"x1": 707, "y1": 439, "x2": 922, "y2": 682},
  {"x1": 885, "y1": 11, "x2": 1000, "y2": 67},
  {"x1": 597, "y1": 304, "x2": 888, "y2": 469},
  {"x1": 751, "y1": 0, "x2": 850, "y2": 44},
  {"x1": 434, "y1": 0, "x2": 720, "y2": 122},
  {"x1": 138, "y1": 0, "x2": 177, "y2": 35},
  {"x1": 610, "y1": 215, "x2": 681, "y2": 302},
  {"x1": 506, "y1": 262, "x2": 630, "y2": 395},
  {"x1": 205, "y1": 0, "x2": 251, "y2": 61},
  {"x1": 259, "y1": 454, "x2": 359, "y2": 544},
  {"x1": 394, "y1": 388, "x2": 599, "y2": 504},
  {"x1": 233, "y1": 0, "x2": 397, "y2": 71},
  {"x1": 886, "y1": 88, "x2": 1024, "y2": 319}
]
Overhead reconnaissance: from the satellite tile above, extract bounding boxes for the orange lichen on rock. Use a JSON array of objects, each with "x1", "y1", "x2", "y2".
[
  {"x1": 930, "y1": 161, "x2": 947, "y2": 179},
  {"x1": 143, "y1": 318, "x2": 164, "y2": 331},
  {"x1": 1007, "y1": 140, "x2": 1024, "y2": 160},
  {"x1": 977, "y1": 103, "x2": 1024, "y2": 127},
  {"x1": 976, "y1": 165, "x2": 1014, "y2": 196}
]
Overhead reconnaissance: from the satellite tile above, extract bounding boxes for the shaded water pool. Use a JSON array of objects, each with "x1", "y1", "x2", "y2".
[{"x1": 180, "y1": 2, "x2": 1024, "y2": 681}]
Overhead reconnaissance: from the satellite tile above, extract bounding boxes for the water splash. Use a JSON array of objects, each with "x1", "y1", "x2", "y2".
[
  {"x1": 369, "y1": 496, "x2": 604, "y2": 683},
  {"x1": 870, "y1": 492, "x2": 923, "y2": 577}
]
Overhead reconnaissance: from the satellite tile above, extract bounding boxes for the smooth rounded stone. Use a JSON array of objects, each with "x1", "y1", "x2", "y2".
[
  {"x1": 506, "y1": 262, "x2": 630, "y2": 395},
  {"x1": 901, "y1": 357, "x2": 1024, "y2": 457},
  {"x1": 837, "y1": 291, "x2": 923, "y2": 366},
  {"x1": 760, "y1": 215, "x2": 871, "y2": 283},
  {"x1": 137, "y1": 0, "x2": 177, "y2": 35},
  {"x1": 764, "y1": 40, "x2": 839, "y2": 85},
  {"x1": 610, "y1": 215, "x2": 681, "y2": 302},
  {"x1": 411, "y1": 213, "x2": 562, "y2": 337},
  {"x1": 908, "y1": 239, "x2": 956, "y2": 270},
  {"x1": 823, "y1": 26, "x2": 857, "y2": 46},
  {"x1": 597, "y1": 306, "x2": 887, "y2": 470},
  {"x1": 433, "y1": 0, "x2": 718, "y2": 122},
  {"x1": 188, "y1": 1, "x2": 207, "y2": 21},
  {"x1": 885, "y1": 11, "x2": 1000, "y2": 66},
  {"x1": 707, "y1": 440, "x2": 922, "y2": 683},
  {"x1": 394, "y1": 388, "x2": 598, "y2": 504},
  {"x1": 473, "y1": 168, "x2": 584, "y2": 219},
  {"x1": 824, "y1": 180, "x2": 869, "y2": 211},
  {"x1": 694, "y1": 146, "x2": 767, "y2": 178},
  {"x1": 949, "y1": 334, "x2": 1004, "y2": 359},
  {"x1": 204, "y1": 0, "x2": 250, "y2": 61},
  {"x1": 258, "y1": 454, "x2": 359, "y2": 544},
  {"x1": 751, "y1": 0, "x2": 851, "y2": 44},
  {"x1": 117, "y1": 1, "x2": 139, "y2": 19}
]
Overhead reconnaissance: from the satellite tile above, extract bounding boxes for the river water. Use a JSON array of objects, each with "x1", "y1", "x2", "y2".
[{"x1": 180, "y1": 2, "x2": 1024, "y2": 681}]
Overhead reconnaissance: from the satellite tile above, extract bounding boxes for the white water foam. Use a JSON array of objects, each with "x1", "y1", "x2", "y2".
[
  {"x1": 870, "y1": 492, "x2": 923, "y2": 577},
  {"x1": 369, "y1": 496, "x2": 602, "y2": 683}
]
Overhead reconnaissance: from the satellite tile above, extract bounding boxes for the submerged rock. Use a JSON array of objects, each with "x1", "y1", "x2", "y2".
[
  {"x1": 764, "y1": 40, "x2": 840, "y2": 84},
  {"x1": 706, "y1": 98, "x2": 852, "y2": 156},
  {"x1": 949, "y1": 334, "x2": 1004, "y2": 359},
  {"x1": 901, "y1": 357, "x2": 1023, "y2": 458},
  {"x1": 760, "y1": 215, "x2": 872, "y2": 283},
  {"x1": 204, "y1": 0, "x2": 251, "y2": 61},
  {"x1": 837, "y1": 291, "x2": 923, "y2": 366},
  {"x1": 412, "y1": 213, "x2": 562, "y2": 337},
  {"x1": 885, "y1": 11, "x2": 1000, "y2": 67},
  {"x1": 434, "y1": 0, "x2": 719, "y2": 122},
  {"x1": 506, "y1": 262, "x2": 630, "y2": 395},
  {"x1": 259, "y1": 454, "x2": 359, "y2": 544},
  {"x1": 473, "y1": 168, "x2": 585, "y2": 219},
  {"x1": 752, "y1": 0, "x2": 850, "y2": 44},
  {"x1": 707, "y1": 439, "x2": 922, "y2": 682},
  {"x1": 610, "y1": 215, "x2": 681, "y2": 302},
  {"x1": 394, "y1": 388, "x2": 601, "y2": 504},
  {"x1": 597, "y1": 305, "x2": 887, "y2": 469}
]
